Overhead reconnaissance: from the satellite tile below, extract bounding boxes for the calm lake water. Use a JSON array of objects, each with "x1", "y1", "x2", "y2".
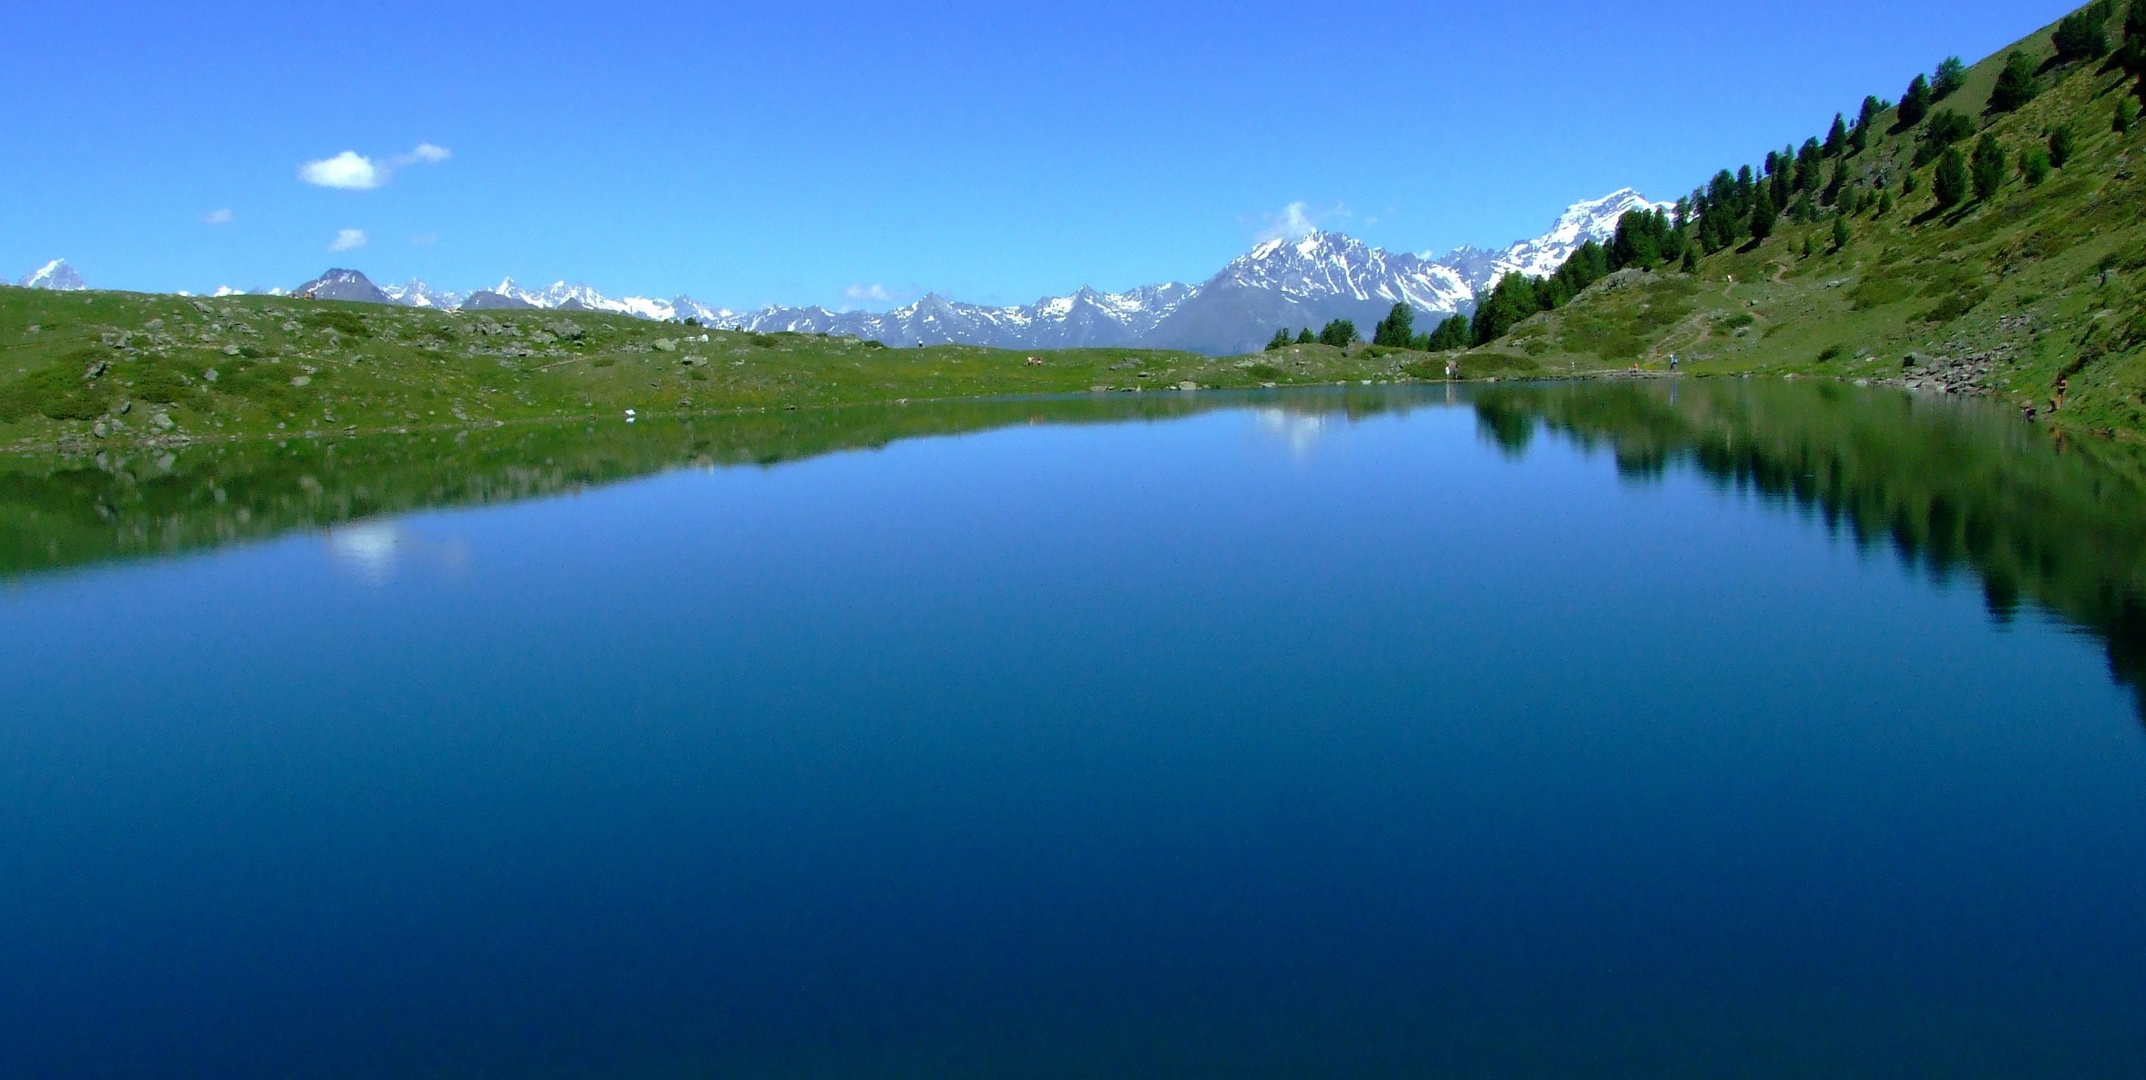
[{"x1": 3, "y1": 381, "x2": 2143, "y2": 1078}]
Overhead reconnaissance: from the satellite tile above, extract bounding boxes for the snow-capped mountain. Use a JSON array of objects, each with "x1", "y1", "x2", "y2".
[
  {"x1": 381, "y1": 280, "x2": 465, "y2": 310},
  {"x1": 721, "y1": 189, "x2": 1668, "y2": 355},
  {"x1": 275, "y1": 189, "x2": 1667, "y2": 356},
  {"x1": 720, "y1": 282, "x2": 1198, "y2": 350},
  {"x1": 1467, "y1": 188, "x2": 1669, "y2": 284},
  {"x1": 18, "y1": 260, "x2": 87, "y2": 291},
  {"x1": 295, "y1": 268, "x2": 395, "y2": 304}
]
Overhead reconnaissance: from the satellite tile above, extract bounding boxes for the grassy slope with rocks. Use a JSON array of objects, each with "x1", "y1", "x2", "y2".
[
  {"x1": 1464, "y1": 3, "x2": 2146, "y2": 441},
  {"x1": 0, "y1": 289, "x2": 1441, "y2": 456}
]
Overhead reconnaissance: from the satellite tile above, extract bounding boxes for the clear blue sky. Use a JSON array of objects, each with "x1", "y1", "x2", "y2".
[{"x1": 2, "y1": 0, "x2": 2079, "y2": 309}]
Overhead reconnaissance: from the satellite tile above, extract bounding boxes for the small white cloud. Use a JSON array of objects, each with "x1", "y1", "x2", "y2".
[
  {"x1": 845, "y1": 283, "x2": 893, "y2": 302},
  {"x1": 330, "y1": 228, "x2": 368, "y2": 252},
  {"x1": 301, "y1": 151, "x2": 384, "y2": 190},
  {"x1": 202, "y1": 208, "x2": 234, "y2": 225},
  {"x1": 1258, "y1": 200, "x2": 1349, "y2": 242},
  {"x1": 299, "y1": 143, "x2": 451, "y2": 190}
]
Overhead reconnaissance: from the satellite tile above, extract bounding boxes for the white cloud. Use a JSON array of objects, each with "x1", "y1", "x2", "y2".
[
  {"x1": 1257, "y1": 200, "x2": 1350, "y2": 242},
  {"x1": 299, "y1": 143, "x2": 452, "y2": 190},
  {"x1": 845, "y1": 283, "x2": 893, "y2": 302},
  {"x1": 330, "y1": 228, "x2": 368, "y2": 252},
  {"x1": 409, "y1": 233, "x2": 439, "y2": 246},
  {"x1": 202, "y1": 208, "x2": 234, "y2": 225},
  {"x1": 301, "y1": 151, "x2": 384, "y2": 190}
]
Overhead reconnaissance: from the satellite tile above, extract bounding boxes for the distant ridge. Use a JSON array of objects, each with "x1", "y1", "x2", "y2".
[
  {"x1": 294, "y1": 268, "x2": 395, "y2": 304},
  {"x1": 276, "y1": 190, "x2": 1659, "y2": 355}
]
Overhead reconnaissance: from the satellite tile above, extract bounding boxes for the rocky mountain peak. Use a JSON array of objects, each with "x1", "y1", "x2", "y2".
[{"x1": 18, "y1": 259, "x2": 87, "y2": 291}]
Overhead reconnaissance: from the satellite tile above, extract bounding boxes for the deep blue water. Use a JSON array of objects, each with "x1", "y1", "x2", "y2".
[{"x1": 3, "y1": 386, "x2": 2144, "y2": 1077}]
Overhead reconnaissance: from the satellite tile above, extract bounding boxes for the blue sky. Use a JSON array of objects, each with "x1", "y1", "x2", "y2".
[{"x1": 2, "y1": 0, "x2": 2079, "y2": 310}]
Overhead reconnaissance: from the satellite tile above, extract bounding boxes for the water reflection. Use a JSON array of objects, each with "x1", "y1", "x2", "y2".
[
  {"x1": 1473, "y1": 379, "x2": 2146, "y2": 722},
  {"x1": 1252, "y1": 407, "x2": 1331, "y2": 457},
  {"x1": 324, "y1": 522, "x2": 401, "y2": 585}
]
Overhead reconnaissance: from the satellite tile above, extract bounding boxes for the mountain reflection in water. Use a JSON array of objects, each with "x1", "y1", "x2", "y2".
[{"x1": 6, "y1": 379, "x2": 2143, "y2": 717}]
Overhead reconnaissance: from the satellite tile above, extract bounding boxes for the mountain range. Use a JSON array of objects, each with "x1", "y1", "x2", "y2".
[{"x1": 23, "y1": 189, "x2": 1663, "y2": 356}]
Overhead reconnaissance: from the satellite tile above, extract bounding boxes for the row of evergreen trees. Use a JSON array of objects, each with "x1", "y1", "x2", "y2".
[{"x1": 1256, "y1": 4, "x2": 2146, "y2": 357}]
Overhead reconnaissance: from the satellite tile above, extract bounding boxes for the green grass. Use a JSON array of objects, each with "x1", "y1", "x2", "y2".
[
  {"x1": 0, "y1": 290, "x2": 1450, "y2": 454},
  {"x1": 1480, "y1": 2, "x2": 2146, "y2": 443}
]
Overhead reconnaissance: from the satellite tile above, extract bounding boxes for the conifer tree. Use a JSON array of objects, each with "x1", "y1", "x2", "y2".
[
  {"x1": 1748, "y1": 187, "x2": 1777, "y2": 242},
  {"x1": 1317, "y1": 319, "x2": 1357, "y2": 348},
  {"x1": 1802, "y1": 235, "x2": 1815, "y2": 259},
  {"x1": 1266, "y1": 328, "x2": 1294, "y2": 352},
  {"x1": 1900, "y1": 75, "x2": 1932, "y2": 126},
  {"x1": 1989, "y1": 52, "x2": 2039, "y2": 113},
  {"x1": 1824, "y1": 158, "x2": 1848, "y2": 205},
  {"x1": 2050, "y1": 124, "x2": 2076, "y2": 167},
  {"x1": 1372, "y1": 303, "x2": 1416, "y2": 348},
  {"x1": 1878, "y1": 189, "x2": 1895, "y2": 216},
  {"x1": 1970, "y1": 133, "x2": 2006, "y2": 200},
  {"x1": 2120, "y1": 96, "x2": 2140, "y2": 133},
  {"x1": 1297, "y1": 327, "x2": 1315, "y2": 345},
  {"x1": 1824, "y1": 114, "x2": 1848, "y2": 157},
  {"x1": 1857, "y1": 95, "x2": 1885, "y2": 130},
  {"x1": 1832, "y1": 214, "x2": 1851, "y2": 251},
  {"x1": 1426, "y1": 315, "x2": 1471, "y2": 352},
  {"x1": 2054, "y1": 2, "x2": 2115, "y2": 62},
  {"x1": 1932, "y1": 57, "x2": 1967, "y2": 100},
  {"x1": 2124, "y1": 1, "x2": 2146, "y2": 87},
  {"x1": 1933, "y1": 146, "x2": 1970, "y2": 208},
  {"x1": 1681, "y1": 248, "x2": 1699, "y2": 273}
]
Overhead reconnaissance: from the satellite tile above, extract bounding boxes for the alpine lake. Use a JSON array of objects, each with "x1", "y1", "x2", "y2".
[{"x1": 2, "y1": 378, "x2": 2143, "y2": 1078}]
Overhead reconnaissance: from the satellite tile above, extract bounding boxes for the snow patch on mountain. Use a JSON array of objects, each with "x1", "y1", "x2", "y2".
[
  {"x1": 259, "y1": 188, "x2": 1665, "y2": 356},
  {"x1": 18, "y1": 260, "x2": 87, "y2": 291}
]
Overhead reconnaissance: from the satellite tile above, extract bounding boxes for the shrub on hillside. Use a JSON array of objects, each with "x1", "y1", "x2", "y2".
[{"x1": 2021, "y1": 144, "x2": 2052, "y2": 185}]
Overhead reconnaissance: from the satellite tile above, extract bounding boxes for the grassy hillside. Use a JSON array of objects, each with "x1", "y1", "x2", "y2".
[
  {"x1": 0, "y1": 288, "x2": 1438, "y2": 454},
  {"x1": 1465, "y1": 2, "x2": 2146, "y2": 441}
]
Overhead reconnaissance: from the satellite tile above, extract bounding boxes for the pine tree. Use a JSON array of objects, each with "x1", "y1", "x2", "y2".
[
  {"x1": 1317, "y1": 319, "x2": 1358, "y2": 348},
  {"x1": 2120, "y1": 96, "x2": 2140, "y2": 134},
  {"x1": 1371, "y1": 303, "x2": 1416, "y2": 348},
  {"x1": 1858, "y1": 95, "x2": 1885, "y2": 130},
  {"x1": 1832, "y1": 214, "x2": 1852, "y2": 251},
  {"x1": 1266, "y1": 328, "x2": 1294, "y2": 352},
  {"x1": 1824, "y1": 114, "x2": 1848, "y2": 157},
  {"x1": 2049, "y1": 124, "x2": 2076, "y2": 167},
  {"x1": 1989, "y1": 51, "x2": 2040, "y2": 113},
  {"x1": 1748, "y1": 187, "x2": 1777, "y2": 242},
  {"x1": 1934, "y1": 146, "x2": 1970, "y2": 208},
  {"x1": 1296, "y1": 327, "x2": 1315, "y2": 345},
  {"x1": 1878, "y1": 189, "x2": 1895, "y2": 216},
  {"x1": 1426, "y1": 314, "x2": 1471, "y2": 352},
  {"x1": 1681, "y1": 247, "x2": 1699, "y2": 273},
  {"x1": 1824, "y1": 159, "x2": 1848, "y2": 205},
  {"x1": 2126, "y1": 1, "x2": 2146, "y2": 84},
  {"x1": 1971, "y1": 133, "x2": 2006, "y2": 200},
  {"x1": 1900, "y1": 74, "x2": 1932, "y2": 126},
  {"x1": 2055, "y1": 2, "x2": 2115, "y2": 61},
  {"x1": 1932, "y1": 57, "x2": 1967, "y2": 100},
  {"x1": 1802, "y1": 235, "x2": 1815, "y2": 259}
]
